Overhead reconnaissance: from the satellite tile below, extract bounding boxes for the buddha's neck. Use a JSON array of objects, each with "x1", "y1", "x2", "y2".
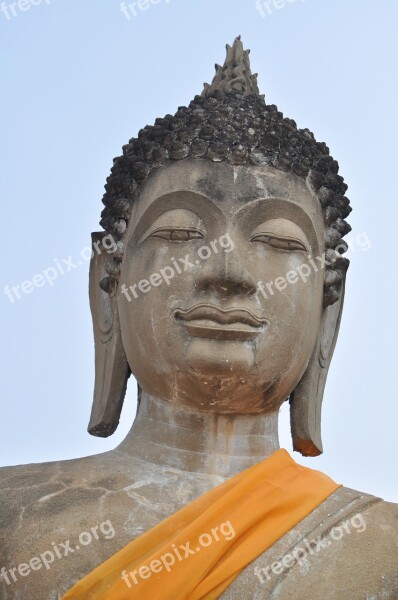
[{"x1": 117, "y1": 392, "x2": 280, "y2": 480}]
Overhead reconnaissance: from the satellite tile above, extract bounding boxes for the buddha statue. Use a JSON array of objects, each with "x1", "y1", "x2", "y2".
[{"x1": 0, "y1": 37, "x2": 397, "y2": 600}]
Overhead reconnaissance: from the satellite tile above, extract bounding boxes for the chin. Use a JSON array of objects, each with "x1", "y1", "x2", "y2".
[
  {"x1": 185, "y1": 339, "x2": 256, "y2": 375},
  {"x1": 171, "y1": 364, "x2": 278, "y2": 417}
]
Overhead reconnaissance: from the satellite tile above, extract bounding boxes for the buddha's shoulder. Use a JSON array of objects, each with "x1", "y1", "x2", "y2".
[
  {"x1": 279, "y1": 486, "x2": 398, "y2": 599},
  {"x1": 0, "y1": 450, "x2": 149, "y2": 556},
  {"x1": 0, "y1": 450, "x2": 161, "y2": 599},
  {"x1": 0, "y1": 449, "x2": 129, "y2": 513},
  {"x1": 300, "y1": 484, "x2": 398, "y2": 545},
  {"x1": 223, "y1": 486, "x2": 398, "y2": 600}
]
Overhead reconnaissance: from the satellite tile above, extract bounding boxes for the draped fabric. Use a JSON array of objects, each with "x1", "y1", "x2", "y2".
[{"x1": 62, "y1": 449, "x2": 340, "y2": 599}]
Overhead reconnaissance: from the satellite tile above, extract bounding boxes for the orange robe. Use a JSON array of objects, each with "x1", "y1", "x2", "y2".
[{"x1": 62, "y1": 449, "x2": 340, "y2": 599}]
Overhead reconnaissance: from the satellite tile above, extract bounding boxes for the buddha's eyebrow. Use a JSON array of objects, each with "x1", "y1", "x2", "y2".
[
  {"x1": 233, "y1": 196, "x2": 321, "y2": 248},
  {"x1": 234, "y1": 196, "x2": 296, "y2": 215},
  {"x1": 133, "y1": 190, "x2": 222, "y2": 231},
  {"x1": 234, "y1": 196, "x2": 316, "y2": 224}
]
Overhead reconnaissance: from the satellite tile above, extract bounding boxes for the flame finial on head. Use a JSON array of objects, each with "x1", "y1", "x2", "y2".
[{"x1": 201, "y1": 36, "x2": 262, "y2": 99}]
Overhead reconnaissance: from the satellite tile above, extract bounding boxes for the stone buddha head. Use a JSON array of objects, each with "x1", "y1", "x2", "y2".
[{"x1": 88, "y1": 37, "x2": 351, "y2": 457}]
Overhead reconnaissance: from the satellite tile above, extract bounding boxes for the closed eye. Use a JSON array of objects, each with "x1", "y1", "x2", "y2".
[
  {"x1": 250, "y1": 233, "x2": 308, "y2": 252},
  {"x1": 149, "y1": 228, "x2": 205, "y2": 242}
]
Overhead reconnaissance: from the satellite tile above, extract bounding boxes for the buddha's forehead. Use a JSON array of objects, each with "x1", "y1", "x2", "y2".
[{"x1": 131, "y1": 159, "x2": 323, "y2": 228}]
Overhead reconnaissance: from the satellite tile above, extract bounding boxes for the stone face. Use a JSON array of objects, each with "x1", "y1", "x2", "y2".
[
  {"x1": 1, "y1": 37, "x2": 397, "y2": 599},
  {"x1": 100, "y1": 37, "x2": 351, "y2": 320}
]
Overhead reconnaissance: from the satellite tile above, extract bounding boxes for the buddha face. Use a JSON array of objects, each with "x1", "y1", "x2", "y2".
[{"x1": 117, "y1": 159, "x2": 326, "y2": 414}]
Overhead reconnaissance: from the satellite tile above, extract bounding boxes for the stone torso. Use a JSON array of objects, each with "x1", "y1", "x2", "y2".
[{"x1": 1, "y1": 450, "x2": 397, "y2": 600}]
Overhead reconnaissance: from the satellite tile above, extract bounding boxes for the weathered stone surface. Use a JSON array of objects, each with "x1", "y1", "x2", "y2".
[
  {"x1": 1, "y1": 37, "x2": 396, "y2": 600},
  {"x1": 1, "y1": 449, "x2": 397, "y2": 599}
]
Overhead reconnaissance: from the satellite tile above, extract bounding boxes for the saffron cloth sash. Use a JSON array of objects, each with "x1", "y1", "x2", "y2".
[{"x1": 62, "y1": 449, "x2": 340, "y2": 599}]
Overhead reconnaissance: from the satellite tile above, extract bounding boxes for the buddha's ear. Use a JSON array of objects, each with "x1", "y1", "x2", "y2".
[
  {"x1": 290, "y1": 275, "x2": 346, "y2": 457},
  {"x1": 87, "y1": 232, "x2": 131, "y2": 437}
]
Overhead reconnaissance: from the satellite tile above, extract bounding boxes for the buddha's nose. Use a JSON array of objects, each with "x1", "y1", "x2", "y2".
[{"x1": 194, "y1": 242, "x2": 257, "y2": 297}]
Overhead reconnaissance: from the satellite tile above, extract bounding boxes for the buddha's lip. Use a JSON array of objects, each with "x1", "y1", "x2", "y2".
[{"x1": 174, "y1": 304, "x2": 268, "y2": 328}]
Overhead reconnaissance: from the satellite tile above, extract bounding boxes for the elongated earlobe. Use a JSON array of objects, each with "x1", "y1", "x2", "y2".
[
  {"x1": 290, "y1": 278, "x2": 346, "y2": 456},
  {"x1": 88, "y1": 232, "x2": 131, "y2": 437}
]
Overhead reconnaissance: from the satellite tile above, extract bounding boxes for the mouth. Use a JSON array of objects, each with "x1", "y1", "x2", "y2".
[{"x1": 174, "y1": 304, "x2": 269, "y2": 341}]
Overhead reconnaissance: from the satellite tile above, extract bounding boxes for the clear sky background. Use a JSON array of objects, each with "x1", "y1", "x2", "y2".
[{"x1": 1, "y1": 0, "x2": 397, "y2": 501}]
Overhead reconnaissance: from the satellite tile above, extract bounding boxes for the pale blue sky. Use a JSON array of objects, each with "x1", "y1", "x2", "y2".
[{"x1": 1, "y1": 0, "x2": 397, "y2": 500}]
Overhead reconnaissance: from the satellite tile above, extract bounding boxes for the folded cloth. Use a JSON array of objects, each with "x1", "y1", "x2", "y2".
[{"x1": 61, "y1": 449, "x2": 340, "y2": 600}]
